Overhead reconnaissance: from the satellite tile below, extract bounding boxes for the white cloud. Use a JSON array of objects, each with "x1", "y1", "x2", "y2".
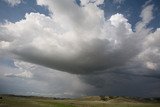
[
  {"x1": 145, "y1": 62, "x2": 157, "y2": 70},
  {"x1": 113, "y1": 0, "x2": 125, "y2": 4},
  {"x1": 136, "y1": 4, "x2": 154, "y2": 32},
  {"x1": 80, "y1": 0, "x2": 104, "y2": 6},
  {"x1": 0, "y1": 0, "x2": 159, "y2": 75},
  {"x1": 110, "y1": 13, "x2": 127, "y2": 27},
  {"x1": 5, "y1": 70, "x2": 33, "y2": 78},
  {"x1": 109, "y1": 13, "x2": 132, "y2": 34},
  {"x1": 3, "y1": 60, "x2": 35, "y2": 79},
  {"x1": 0, "y1": 41, "x2": 10, "y2": 49},
  {"x1": 138, "y1": 28, "x2": 160, "y2": 70},
  {"x1": 3, "y1": 0, "x2": 22, "y2": 6},
  {"x1": 1, "y1": 11, "x2": 136, "y2": 74},
  {"x1": 14, "y1": 60, "x2": 36, "y2": 71},
  {"x1": 0, "y1": 0, "x2": 160, "y2": 98},
  {"x1": 140, "y1": 4, "x2": 154, "y2": 24}
]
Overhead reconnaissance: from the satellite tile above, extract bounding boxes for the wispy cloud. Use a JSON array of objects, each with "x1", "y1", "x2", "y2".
[
  {"x1": 5, "y1": 71, "x2": 33, "y2": 78},
  {"x1": 3, "y1": 0, "x2": 23, "y2": 6},
  {"x1": 112, "y1": 0, "x2": 125, "y2": 4}
]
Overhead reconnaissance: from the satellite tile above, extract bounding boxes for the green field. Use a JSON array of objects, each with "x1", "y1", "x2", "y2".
[{"x1": 0, "y1": 95, "x2": 160, "y2": 107}]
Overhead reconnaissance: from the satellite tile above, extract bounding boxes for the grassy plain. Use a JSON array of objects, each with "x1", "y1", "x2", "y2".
[{"x1": 0, "y1": 95, "x2": 160, "y2": 107}]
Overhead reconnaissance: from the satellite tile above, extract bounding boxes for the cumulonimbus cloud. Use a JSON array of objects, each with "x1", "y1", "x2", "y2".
[{"x1": 0, "y1": 0, "x2": 160, "y2": 74}]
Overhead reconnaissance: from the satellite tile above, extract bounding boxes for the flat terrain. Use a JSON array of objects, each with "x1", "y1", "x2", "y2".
[{"x1": 0, "y1": 95, "x2": 160, "y2": 107}]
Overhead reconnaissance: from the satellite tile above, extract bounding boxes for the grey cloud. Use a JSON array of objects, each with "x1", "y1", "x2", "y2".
[
  {"x1": 12, "y1": 35, "x2": 141, "y2": 74},
  {"x1": 0, "y1": 0, "x2": 158, "y2": 75},
  {"x1": 0, "y1": 26, "x2": 14, "y2": 42},
  {"x1": 0, "y1": 63, "x2": 90, "y2": 98},
  {"x1": 0, "y1": 0, "x2": 160, "y2": 98},
  {"x1": 80, "y1": 70, "x2": 160, "y2": 97}
]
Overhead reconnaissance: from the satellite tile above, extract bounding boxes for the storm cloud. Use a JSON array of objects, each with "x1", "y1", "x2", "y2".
[
  {"x1": 1, "y1": 0, "x2": 159, "y2": 74},
  {"x1": 0, "y1": 0, "x2": 160, "y2": 97}
]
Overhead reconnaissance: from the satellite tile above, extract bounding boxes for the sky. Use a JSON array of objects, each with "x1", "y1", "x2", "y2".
[{"x1": 0, "y1": 0, "x2": 160, "y2": 98}]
